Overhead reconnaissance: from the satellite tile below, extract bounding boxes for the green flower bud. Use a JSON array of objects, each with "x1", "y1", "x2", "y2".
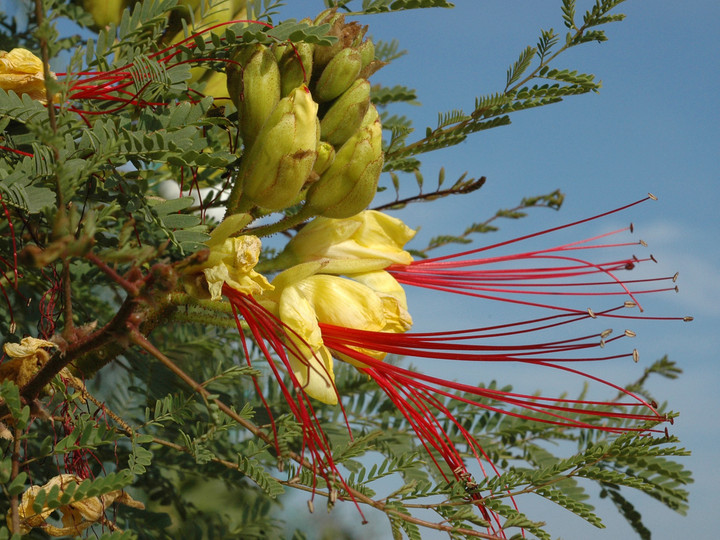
[
  {"x1": 279, "y1": 42, "x2": 314, "y2": 97},
  {"x1": 313, "y1": 141, "x2": 336, "y2": 176},
  {"x1": 227, "y1": 44, "x2": 281, "y2": 148},
  {"x1": 305, "y1": 116, "x2": 383, "y2": 219},
  {"x1": 357, "y1": 39, "x2": 375, "y2": 68},
  {"x1": 233, "y1": 86, "x2": 319, "y2": 211},
  {"x1": 314, "y1": 48, "x2": 362, "y2": 102},
  {"x1": 273, "y1": 43, "x2": 289, "y2": 63},
  {"x1": 313, "y1": 8, "x2": 341, "y2": 25},
  {"x1": 166, "y1": 1, "x2": 247, "y2": 49},
  {"x1": 360, "y1": 102, "x2": 379, "y2": 128},
  {"x1": 320, "y1": 78, "x2": 370, "y2": 147}
]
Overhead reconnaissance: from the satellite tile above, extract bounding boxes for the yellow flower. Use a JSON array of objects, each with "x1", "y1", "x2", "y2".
[
  {"x1": 1, "y1": 337, "x2": 56, "y2": 387},
  {"x1": 0, "y1": 48, "x2": 50, "y2": 102},
  {"x1": 281, "y1": 210, "x2": 416, "y2": 269},
  {"x1": 260, "y1": 264, "x2": 412, "y2": 404},
  {"x1": 183, "y1": 234, "x2": 273, "y2": 300}
]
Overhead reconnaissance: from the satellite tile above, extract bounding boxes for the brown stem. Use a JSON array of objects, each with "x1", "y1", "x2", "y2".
[
  {"x1": 373, "y1": 176, "x2": 486, "y2": 212},
  {"x1": 19, "y1": 293, "x2": 137, "y2": 400},
  {"x1": 129, "y1": 329, "x2": 263, "y2": 436},
  {"x1": 85, "y1": 253, "x2": 141, "y2": 296}
]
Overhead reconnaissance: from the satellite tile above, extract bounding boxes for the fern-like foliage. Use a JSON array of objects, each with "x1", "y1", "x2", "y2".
[{"x1": 383, "y1": 0, "x2": 627, "y2": 177}]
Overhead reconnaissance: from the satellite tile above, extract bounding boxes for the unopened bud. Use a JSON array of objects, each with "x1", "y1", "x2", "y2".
[
  {"x1": 279, "y1": 42, "x2": 314, "y2": 97},
  {"x1": 234, "y1": 86, "x2": 319, "y2": 211},
  {"x1": 199, "y1": 70, "x2": 230, "y2": 100},
  {"x1": 357, "y1": 39, "x2": 375, "y2": 68},
  {"x1": 360, "y1": 103, "x2": 379, "y2": 127},
  {"x1": 314, "y1": 47, "x2": 362, "y2": 102},
  {"x1": 82, "y1": 0, "x2": 127, "y2": 29},
  {"x1": 320, "y1": 79, "x2": 370, "y2": 146},
  {"x1": 312, "y1": 11, "x2": 367, "y2": 71},
  {"x1": 305, "y1": 117, "x2": 383, "y2": 218},
  {"x1": 313, "y1": 141, "x2": 336, "y2": 176},
  {"x1": 228, "y1": 44, "x2": 281, "y2": 148}
]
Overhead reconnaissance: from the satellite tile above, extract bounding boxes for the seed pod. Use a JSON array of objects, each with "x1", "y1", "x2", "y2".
[
  {"x1": 314, "y1": 47, "x2": 362, "y2": 102},
  {"x1": 320, "y1": 78, "x2": 370, "y2": 147},
  {"x1": 235, "y1": 86, "x2": 319, "y2": 211},
  {"x1": 305, "y1": 116, "x2": 383, "y2": 218}
]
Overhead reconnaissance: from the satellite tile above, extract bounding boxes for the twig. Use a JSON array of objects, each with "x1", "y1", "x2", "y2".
[
  {"x1": 19, "y1": 294, "x2": 137, "y2": 401},
  {"x1": 62, "y1": 259, "x2": 74, "y2": 339},
  {"x1": 34, "y1": 0, "x2": 75, "y2": 339},
  {"x1": 373, "y1": 176, "x2": 486, "y2": 212},
  {"x1": 85, "y1": 253, "x2": 141, "y2": 296}
]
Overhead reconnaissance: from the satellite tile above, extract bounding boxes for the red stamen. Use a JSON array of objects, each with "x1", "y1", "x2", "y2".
[
  {"x1": 57, "y1": 19, "x2": 272, "y2": 111},
  {"x1": 389, "y1": 197, "x2": 685, "y2": 318},
  {"x1": 222, "y1": 285, "x2": 366, "y2": 519}
]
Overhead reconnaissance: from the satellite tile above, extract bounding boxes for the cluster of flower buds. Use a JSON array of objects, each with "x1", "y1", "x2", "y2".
[{"x1": 226, "y1": 9, "x2": 385, "y2": 220}]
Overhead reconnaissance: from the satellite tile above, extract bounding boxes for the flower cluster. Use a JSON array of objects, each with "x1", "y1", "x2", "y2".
[{"x1": 181, "y1": 195, "x2": 686, "y2": 534}]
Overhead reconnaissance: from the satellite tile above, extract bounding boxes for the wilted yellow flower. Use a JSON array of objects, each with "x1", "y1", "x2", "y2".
[
  {"x1": 8, "y1": 473, "x2": 144, "y2": 536},
  {"x1": 183, "y1": 234, "x2": 273, "y2": 300},
  {"x1": 1, "y1": 337, "x2": 56, "y2": 387},
  {"x1": 281, "y1": 210, "x2": 416, "y2": 269},
  {"x1": 0, "y1": 48, "x2": 50, "y2": 102}
]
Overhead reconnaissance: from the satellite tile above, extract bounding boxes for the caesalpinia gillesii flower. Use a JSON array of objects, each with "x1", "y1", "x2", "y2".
[
  {"x1": 187, "y1": 196, "x2": 689, "y2": 535},
  {"x1": 8, "y1": 474, "x2": 144, "y2": 536},
  {"x1": 278, "y1": 210, "x2": 416, "y2": 267}
]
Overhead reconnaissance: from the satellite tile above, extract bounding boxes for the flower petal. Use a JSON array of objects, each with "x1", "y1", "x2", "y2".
[
  {"x1": 278, "y1": 286, "x2": 337, "y2": 405},
  {"x1": 285, "y1": 210, "x2": 416, "y2": 266}
]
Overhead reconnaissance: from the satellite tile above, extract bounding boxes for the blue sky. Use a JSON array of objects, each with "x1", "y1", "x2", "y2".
[{"x1": 276, "y1": 1, "x2": 719, "y2": 538}]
